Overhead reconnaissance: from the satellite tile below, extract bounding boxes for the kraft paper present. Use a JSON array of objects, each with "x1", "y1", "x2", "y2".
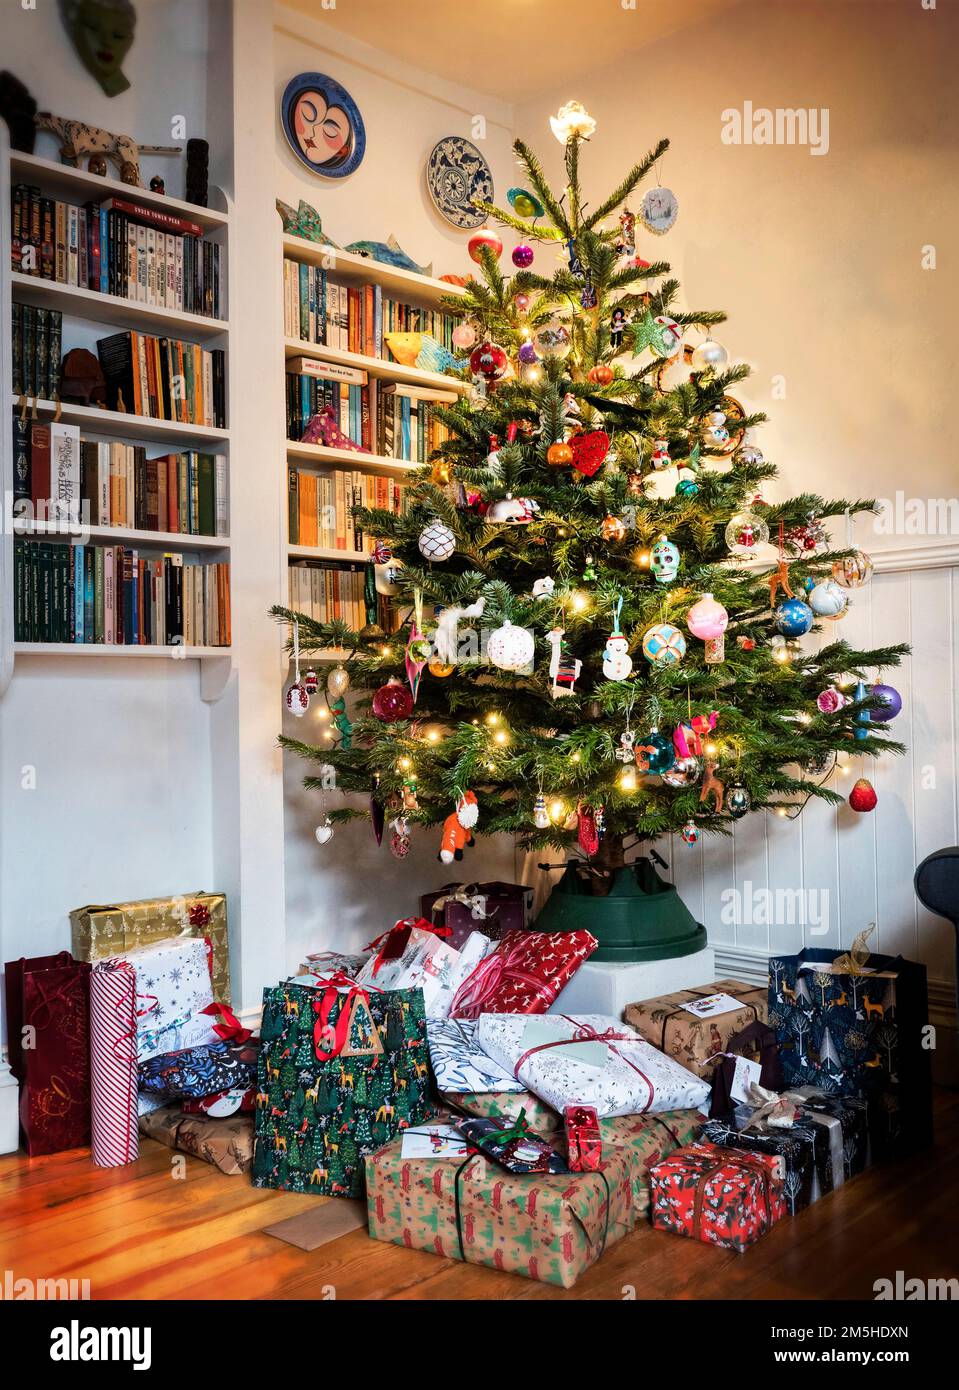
[
  {"x1": 624, "y1": 978, "x2": 768, "y2": 1079},
  {"x1": 70, "y1": 892, "x2": 231, "y2": 1005},
  {"x1": 366, "y1": 1133, "x2": 639, "y2": 1287},
  {"x1": 139, "y1": 1104, "x2": 253, "y2": 1176}
]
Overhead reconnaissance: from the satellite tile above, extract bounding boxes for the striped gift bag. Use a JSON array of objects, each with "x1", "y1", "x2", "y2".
[{"x1": 90, "y1": 960, "x2": 139, "y2": 1167}]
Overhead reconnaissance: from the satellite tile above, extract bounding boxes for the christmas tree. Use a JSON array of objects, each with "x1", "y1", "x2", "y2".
[{"x1": 275, "y1": 103, "x2": 906, "y2": 885}]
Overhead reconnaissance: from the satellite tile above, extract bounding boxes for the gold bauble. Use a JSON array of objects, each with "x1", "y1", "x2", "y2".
[
  {"x1": 601, "y1": 514, "x2": 627, "y2": 543},
  {"x1": 428, "y1": 655, "x2": 454, "y2": 678}
]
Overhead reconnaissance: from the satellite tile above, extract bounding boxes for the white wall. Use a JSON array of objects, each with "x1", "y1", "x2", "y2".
[{"x1": 515, "y1": 0, "x2": 959, "y2": 1010}]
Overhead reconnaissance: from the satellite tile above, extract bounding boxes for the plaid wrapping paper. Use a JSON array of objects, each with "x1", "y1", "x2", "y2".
[
  {"x1": 624, "y1": 979, "x2": 768, "y2": 1079},
  {"x1": 441, "y1": 1090, "x2": 702, "y2": 1216},
  {"x1": 70, "y1": 893, "x2": 231, "y2": 1005},
  {"x1": 253, "y1": 980, "x2": 432, "y2": 1198},
  {"x1": 366, "y1": 1135, "x2": 638, "y2": 1287},
  {"x1": 649, "y1": 1140, "x2": 786, "y2": 1252}
]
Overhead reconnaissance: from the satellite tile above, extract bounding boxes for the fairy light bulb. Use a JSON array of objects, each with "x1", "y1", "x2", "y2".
[
  {"x1": 398, "y1": 756, "x2": 412, "y2": 771},
  {"x1": 494, "y1": 729, "x2": 509, "y2": 746},
  {"x1": 571, "y1": 591, "x2": 589, "y2": 613},
  {"x1": 316, "y1": 707, "x2": 329, "y2": 721},
  {"x1": 486, "y1": 712, "x2": 500, "y2": 726},
  {"x1": 380, "y1": 645, "x2": 392, "y2": 658},
  {"x1": 549, "y1": 798, "x2": 565, "y2": 822},
  {"x1": 620, "y1": 770, "x2": 637, "y2": 791},
  {"x1": 426, "y1": 729, "x2": 440, "y2": 744},
  {"x1": 571, "y1": 751, "x2": 581, "y2": 763},
  {"x1": 705, "y1": 742, "x2": 717, "y2": 757}
]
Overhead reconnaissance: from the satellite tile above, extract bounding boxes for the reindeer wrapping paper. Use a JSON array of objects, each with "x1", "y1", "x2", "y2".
[
  {"x1": 767, "y1": 949, "x2": 932, "y2": 1161},
  {"x1": 365, "y1": 1133, "x2": 639, "y2": 1287},
  {"x1": 252, "y1": 980, "x2": 431, "y2": 1199},
  {"x1": 624, "y1": 978, "x2": 768, "y2": 1079}
]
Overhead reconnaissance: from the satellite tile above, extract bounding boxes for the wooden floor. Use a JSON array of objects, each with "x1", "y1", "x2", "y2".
[{"x1": 1, "y1": 1089, "x2": 957, "y2": 1301}]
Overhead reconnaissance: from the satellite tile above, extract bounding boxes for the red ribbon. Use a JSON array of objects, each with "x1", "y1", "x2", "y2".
[
  {"x1": 449, "y1": 938, "x2": 554, "y2": 1020},
  {"x1": 311, "y1": 974, "x2": 373, "y2": 1061},
  {"x1": 364, "y1": 917, "x2": 451, "y2": 977},
  {"x1": 200, "y1": 1002, "x2": 253, "y2": 1045},
  {"x1": 512, "y1": 1015, "x2": 655, "y2": 1114}
]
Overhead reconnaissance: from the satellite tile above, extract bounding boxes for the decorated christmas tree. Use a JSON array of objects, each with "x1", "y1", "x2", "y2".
[{"x1": 275, "y1": 102, "x2": 906, "y2": 893}]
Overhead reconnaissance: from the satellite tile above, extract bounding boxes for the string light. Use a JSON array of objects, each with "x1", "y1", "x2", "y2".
[
  {"x1": 486, "y1": 712, "x2": 500, "y2": 726},
  {"x1": 571, "y1": 591, "x2": 589, "y2": 613},
  {"x1": 620, "y1": 769, "x2": 637, "y2": 791},
  {"x1": 549, "y1": 798, "x2": 565, "y2": 823},
  {"x1": 398, "y1": 756, "x2": 412, "y2": 771},
  {"x1": 493, "y1": 729, "x2": 509, "y2": 746},
  {"x1": 633, "y1": 548, "x2": 651, "y2": 569},
  {"x1": 705, "y1": 742, "x2": 718, "y2": 757},
  {"x1": 426, "y1": 729, "x2": 441, "y2": 744},
  {"x1": 380, "y1": 645, "x2": 392, "y2": 658},
  {"x1": 571, "y1": 751, "x2": 581, "y2": 763}
]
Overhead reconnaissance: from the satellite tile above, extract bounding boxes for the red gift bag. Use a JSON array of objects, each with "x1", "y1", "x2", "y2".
[{"x1": 5, "y1": 952, "x2": 92, "y2": 1155}]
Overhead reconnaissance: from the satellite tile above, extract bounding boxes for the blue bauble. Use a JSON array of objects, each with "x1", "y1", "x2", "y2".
[
  {"x1": 775, "y1": 598, "x2": 814, "y2": 637},
  {"x1": 870, "y1": 682, "x2": 902, "y2": 722},
  {"x1": 638, "y1": 730, "x2": 676, "y2": 775},
  {"x1": 675, "y1": 478, "x2": 699, "y2": 497}
]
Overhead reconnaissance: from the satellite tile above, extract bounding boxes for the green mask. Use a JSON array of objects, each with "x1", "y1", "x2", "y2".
[{"x1": 60, "y1": 0, "x2": 137, "y2": 98}]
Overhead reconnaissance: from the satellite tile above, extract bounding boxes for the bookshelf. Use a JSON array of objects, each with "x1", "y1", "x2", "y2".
[
  {"x1": 0, "y1": 126, "x2": 233, "y2": 700},
  {"x1": 281, "y1": 226, "x2": 470, "y2": 658}
]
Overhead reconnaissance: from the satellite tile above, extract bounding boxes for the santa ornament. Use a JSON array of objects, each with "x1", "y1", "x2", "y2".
[{"x1": 439, "y1": 791, "x2": 479, "y2": 863}]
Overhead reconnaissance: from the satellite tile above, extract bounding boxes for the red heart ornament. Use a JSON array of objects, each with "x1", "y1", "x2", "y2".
[{"x1": 570, "y1": 430, "x2": 610, "y2": 477}]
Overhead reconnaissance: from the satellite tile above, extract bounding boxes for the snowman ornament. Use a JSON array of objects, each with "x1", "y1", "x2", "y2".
[{"x1": 602, "y1": 597, "x2": 633, "y2": 681}]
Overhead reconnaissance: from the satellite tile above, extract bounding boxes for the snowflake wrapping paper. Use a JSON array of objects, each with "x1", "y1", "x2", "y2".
[
  {"x1": 356, "y1": 926, "x2": 492, "y2": 1019},
  {"x1": 476, "y1": 1013, "x2": 711, "y2": 1119},
  {"x1": 117, "y1": 937, "x2": 219, "y2": 1064}
]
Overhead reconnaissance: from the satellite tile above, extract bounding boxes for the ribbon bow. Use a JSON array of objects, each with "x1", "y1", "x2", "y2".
[
  {"x1": 741, "y1": 1082, "x2": 806, "y2": 1130},
  {"x1": 490, "y1": 1108, "x2": 531, "y2": 1148},
  {"x1": 832, "y1": 924, "x2": 875, "y2": 976},
  {"x1": 450, "y1": 938, "x2": 554, "y2": 1020},
  {"x1": 200, "y1": 1002, "x2": 253, "y2": 1045},
  {"x1": 512, "y1": 1015, "x2": 655, "y2": 1114},
  {"x1": 432, "y1": 886, "x2": 491, "y2": 922},
  {"x1": 365, "y1": 917, "x2": 451, "y2": 977}
]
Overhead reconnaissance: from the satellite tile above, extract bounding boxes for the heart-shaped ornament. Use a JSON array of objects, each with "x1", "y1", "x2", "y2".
[
  {"x1": 570, "y1": 430, "x2": 610, "y2": 477},
  {"x1": 314, "y1": 818, "x2": 334, "y2": 845}
]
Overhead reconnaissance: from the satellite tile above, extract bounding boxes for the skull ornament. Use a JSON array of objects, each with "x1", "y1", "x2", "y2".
[{"x1": 650, "y1": 536, "x2": 680, "y2": 583}]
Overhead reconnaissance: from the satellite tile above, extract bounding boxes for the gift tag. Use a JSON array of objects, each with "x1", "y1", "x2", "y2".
[
  {"x1": 401, "y1": 1125, "x2": 470, "y2": 1159},
  {"x1": 730, "y1": 1054, "x2": 763, "y2": 1105},
  {"x1": 520, "y1": 1018, "x2": 607, "y2": 1072},
  {"x1": 681, "y1": 991, "x2": 747, "y2": 1019}
]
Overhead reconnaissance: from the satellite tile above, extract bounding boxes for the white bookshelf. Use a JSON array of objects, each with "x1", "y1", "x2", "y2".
[
  {"x1": 1, "y1": 134, "x2": 234, "y2": 698},
  {"x1": 281, "y1": 226, "x2": 469, "y2": 647}
]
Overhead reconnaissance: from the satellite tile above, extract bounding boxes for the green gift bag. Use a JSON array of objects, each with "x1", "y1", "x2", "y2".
[{"x1": 253, "y1": 978, "x2": 431, "y2": 1198}]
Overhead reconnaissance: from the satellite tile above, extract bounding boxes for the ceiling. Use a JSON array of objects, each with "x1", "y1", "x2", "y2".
[{"x1": 282, "y1": 0, "x2": 745, "y2": 100}]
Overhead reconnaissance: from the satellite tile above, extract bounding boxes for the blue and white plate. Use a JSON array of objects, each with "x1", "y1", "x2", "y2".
[{"x1": 427, "y1": 136, "x2": 494, "y2": 229}]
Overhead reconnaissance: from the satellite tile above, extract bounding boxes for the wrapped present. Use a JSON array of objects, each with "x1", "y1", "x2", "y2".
[
  {"x1": 139, "y1": 1104, "x2": 253, "y2": 1176},
  {"x1": 787, "y1": 1086, "x2": 869, "y2": 1193},
  {"x1": 118, "y1": 937, "x2": 219, "y2": 1064},
  {"x1": 366, "y1": 1133, "x2": 638, "y2": 1287},
  {"x1": 253, "y1": 976, "x2": 432, "y2": 1198},
  {"x1": 298, "y1": 950, "x2": 370, "y2": 980},
  {"x1": 5, "y1": 952, "x2": 91, "y2": 1155},
  {"x1": 700, "y1": 1106, "x2": 829, "y2": 1215},
  {"x1": 356, "y1": 919, "x2": 492, "y2": 1019},
  {"x1": 455, "y1": 1110, "x2": 568, "y2": 1174},
  {"x1": 565, "y1": 1105, "x2": 602, "y2": 1172},
  {"x1": 476, "y1": 1012, "x2": 711, "y2": 1118},
  {"x1": 708, "y1": 1021, "x2": 784, "y2": 1119},
  {"x1": 450, "y1": 929, "x2": 598, "y2": 1020},
  {"x1": 649, "y1": 1140, "x2": 786, "y2": 1252},
  {"x1": 138, "y1": 1037, "x2": 259, "y2": 1099},
  {"x1": 624, "y1": 978, "x2": 768, "y2": 1079},
  {"x1": 70, "y1": 892, "x2": 230, "y2": 1005},
  {"x1": 421, "y1": 881, "x2": 534, "y2": 945},
  {"x1": 428, "y1": 1017, "x2": 526, "y2": 1095},
  {"x1": 768, "y1": 945, "x2": 932, "y2": 1159},
  {"x1": 90, "y1": 959, "x2": 138, "y2": 1167},
  {"x1": 441, "y1": 1088, "x2": 561, "y2": 1136}
]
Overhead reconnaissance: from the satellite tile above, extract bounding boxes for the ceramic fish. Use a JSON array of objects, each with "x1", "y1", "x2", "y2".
[
  {"x1": 384, "y1": 333, "x2": 465, "y2": 375},
  {"x1": 276, "y1": 198, "x2": 339, "y2": 248},
  {"x1": 344, "y1": 234, "x2": 432, "y2": 276}
]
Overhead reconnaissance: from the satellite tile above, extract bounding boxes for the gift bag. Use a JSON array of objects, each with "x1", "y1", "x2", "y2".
[
  {"x1": 253, "y1": 976, "x2": 431, "y2": 1198},
  {"x1": 421, "y1": 882, "x2": 534, "y2": 944},
  {"x1": 709, "y1": 1020, "x2": 784, "y2": 1119},
  {"x1": 5, "y1": 952, "x2": 91, "y2": 1155},
  {"x1": 356, "y1": 918, "x2": 492, "y2": 1018},
  {"x1": 768, "y1": 946, "x2": 931, "y2": 1158}
]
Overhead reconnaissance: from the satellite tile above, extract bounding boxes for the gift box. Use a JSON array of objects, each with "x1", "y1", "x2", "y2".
[
  {"x1": 70, "y1": 892, "x2": 230, "y2": 1005},
  {"x1": 138, "y1": 1037, "x2": 259, "y2": 1099},
  {"x1": 253, "y1": 977, "x2": 432, "y2": 1199},
  {"x1": 139, "y1": 1104, "x2": 253, "y2": 1176},
  {"x1": 649, "y1": 1141, "x2": 786, "y2": 1252},
  {"x1": 441, "y1": 1088, "x2": 562, "y2": 1136},
  {"x1": 5, "y1": 952, "x2": 91, "y2": 1155},
  {"x1": 476, "y1": 1012, "x2": 711, "y2": 1118},
  {"x1": 787, "y1": 1086, "x2": 869, "y2": 1193},
  {"x1": 299, "y1": 951, "x2": 370, "y2": 980},
  {"x1": 450, "y1": 929, "x2": 598, "y2": 1019},
  {"x1": 356, "y1": 920, "x2": 492, "y2": 1019},
  {"x1": 565, "y1": 1105, "x2": 602, "y2": 1172},
  {"x1": 428, "y1": 1017, "x2": 526, "y2": 1095},
  {"x1": 700, "y1": 1110, "x2": 829, "y2": 1215},
  {"x1": 624, "y1": 978, "x2": 768, "y2": 1079},
  {"x1": 117, "y1": 937, "x2": 219, "y2": 1064},
  {"x1": 366, "y1": 1132, "x2": 638, "y2": 1287},
  {"x1": 421, "y1": 881, "x2": 534, "y2": 945},
  {"x1": 455, "y1": 1111, "x2": 568, "y2": 1174},
  {"x1": 768, "y1": 947, "x2": 932, "y2": 1159}
]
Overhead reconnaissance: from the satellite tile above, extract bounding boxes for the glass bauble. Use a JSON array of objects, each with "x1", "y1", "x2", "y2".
[
  {"x1": 832, "y1": 550, "x2": 874, "y2": 589},
  {"x1": 372, "y1": 677, "x2": 413, "y2": 722},
  {"x1": 725, "y1": 509, "x2": 770, "y2": 554},
  {"x1": 532, "y1": 319, "x2": 572, "y2": 361}
]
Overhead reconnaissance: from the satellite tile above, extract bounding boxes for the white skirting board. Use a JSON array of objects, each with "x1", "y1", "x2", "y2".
[
  {"x1": 548, "y1": 946, "x2": 716, "y2": 1018},
  {"x1": 0, "y1": 1064, "x2": 19, "y2": 1154}
]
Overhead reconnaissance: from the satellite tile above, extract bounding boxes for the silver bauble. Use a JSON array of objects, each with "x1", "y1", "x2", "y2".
[
  {"x1": 662, "y1": 755, "x2": 702, "y2": 788},
  {"x1": 327, "y1": 665, "x2": 350, "y2": 699},
  {"x1": 690, "y1": 338, "x2": 728, "y2": 372}
]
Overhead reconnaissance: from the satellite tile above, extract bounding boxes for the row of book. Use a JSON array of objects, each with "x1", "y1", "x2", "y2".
[
  {"x1": 288, "y1": 468, "x2": 405, "y2": 552},
  {"x1": 12, "y1": 186, "x2": 223, "y2": 319},
  {"x1": 378, "y1": 384, "x2": 454, "y2": 463},
  {"x1": 12, "y1": 303, "x2": 62, "y2": 401},
  {"x1": 13, "y1": 539, "x2": 231, "y2": 647},
  {"x1": 285, "y1": 358, "x2": 453, "y2": 462},
  {"x1": 97, "y1": 330, "x2": 226, "y2": 428},
  {"x1": 282, "y1": 259, "x2": 456, "y2": 355},
  {"x1": 286, "y1": 365, "x2": 372, "y2": 449},
  {"x1": 287, "y1": 562, "x2": 369, "y2": 631},
  {"x1": 12, "y1": 414, "x2": 227, "y2": 536}
]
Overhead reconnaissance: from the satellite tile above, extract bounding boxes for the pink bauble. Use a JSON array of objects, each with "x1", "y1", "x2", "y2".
[
  {"x1": 511, "y1": 243, "x2": 534, "y2": 268},
  {"x1": 515, "y1": 292, "x2": 531, "y2": 313},
  {"x1": 452, "y1": 322, "x2": 477, "y2": 350},
  {"x1": 468, "y1": 227, "x2": 503, "y2": 263},
  {"x1": 371, "y1": 677, "x2": 413, "y2": 723},
  {"x1": 816, "y1": 687, "x2": 845, "y2": 714},
  {"x1": 687, "y1": 593, "x2": 729, "y2": 641}
]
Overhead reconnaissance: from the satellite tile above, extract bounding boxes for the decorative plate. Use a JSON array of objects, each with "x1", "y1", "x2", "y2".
[
  {"x1": 640, "y1": 185, "x2": 679, "y2": 235},
  {"x1": 427, "y1": 136, "x2": 494, "y2": 229},
  {"x1": 281, "y1": 72, "x2": 366, "y2": 178}
]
